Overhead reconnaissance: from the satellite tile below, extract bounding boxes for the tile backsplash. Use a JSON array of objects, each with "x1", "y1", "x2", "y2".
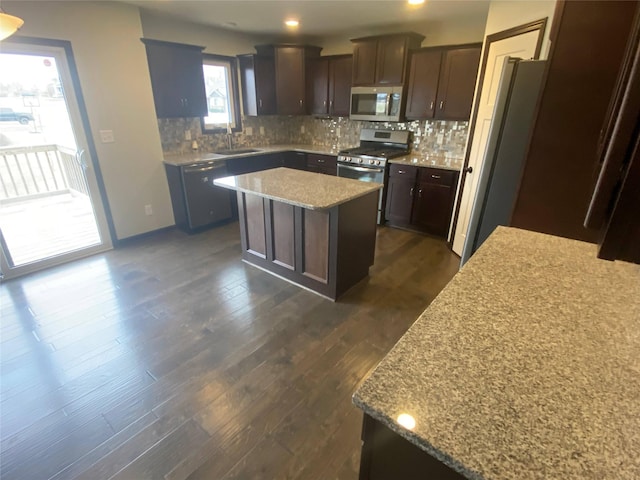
[{"x1": 158, "y1": 115, "x2": 469, "y2": 164}]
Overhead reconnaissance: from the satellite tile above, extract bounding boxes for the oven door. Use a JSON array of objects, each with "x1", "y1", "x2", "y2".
[{"x1": 337, "y1": 163, "x2": 385, "y2": 224}]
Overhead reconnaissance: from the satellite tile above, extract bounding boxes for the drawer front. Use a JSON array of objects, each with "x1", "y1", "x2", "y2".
[
  {"x1": 418, "y1": 167, "x2": 458, "y2": 186},
  {"x1": 307, "y1": 154, "x2": 337, "y2": 169},
  {"x1": 389, "y1": 164, "x2": 418, "y2": 179}
]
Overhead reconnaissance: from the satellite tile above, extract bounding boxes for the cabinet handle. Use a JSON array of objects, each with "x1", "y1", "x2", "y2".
[
  {"x1": 323, "y1": 100, "x2": 327, "y2": 107},
  {"x1": 429, "y1": 101, "x2": 434, "y2": 111},
  {"x1": 410, "y1": 187, "x2": 414, "y2": 196},
  {"x1": 431, "y1": 174, "x2": 441, "y2": 179},
  {"x1": 329, "y1": 100, "x2": 333, "y2": 109},
  {"x1": 439, "y1": 101, "x2": 444, "y2": 110},
  {"x1": 259, "y1": 99, "x2": 263, "y2": 109},
  {"x1": 318, "y1": 159, "x2": 325, "y2": 163},
  {"x1": 398, "y1": 170, "x2": 406, "y2": 174},
  {"x1": 299, "y1": 99, "x2": 303, "y2": 107},
  {"x1": 418, "y1": 188, "x2": 423, "y2": 198}
]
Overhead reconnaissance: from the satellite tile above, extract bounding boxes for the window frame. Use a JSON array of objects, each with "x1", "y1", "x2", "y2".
[{"x1": 200, "y1": 53, "x2": 242, "y2": 134}]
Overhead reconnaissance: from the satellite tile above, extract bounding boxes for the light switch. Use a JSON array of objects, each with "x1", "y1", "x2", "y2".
[
  {"x1": 100, "y1": 130, "x2": 115, "y2": 143},
  {"x1": 245, "y1": 127, "x2": 253, "y2": 136},
  {"x1": 259, "y1": 126, "x2": 265, "y2": 135}
]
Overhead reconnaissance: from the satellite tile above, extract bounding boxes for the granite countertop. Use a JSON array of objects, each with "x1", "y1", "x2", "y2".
[
  {"x1": 163, "y1": 144, "x2": 344, "y2": 166},
  {"x1": 353, "y1": 227, "x2": 640, "y2": 480},
  {"x1": 214, "y1": 167, "x2": 381, "y2": 210},
  {"x1": 389, "y1": 153, "x2": 463, "y2": 171}
]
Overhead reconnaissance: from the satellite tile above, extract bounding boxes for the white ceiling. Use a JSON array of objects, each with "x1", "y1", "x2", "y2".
[{"x1": 123, "y1": 0, "x2": 491, "y2": 37}]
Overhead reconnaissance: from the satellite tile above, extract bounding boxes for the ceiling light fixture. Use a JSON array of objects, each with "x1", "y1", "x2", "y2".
[
  {"x1": 407, "y1": 0, "x2": 425, "y2": 5},
  {"x1": 285, "y1": 19, "x2": 299, "y2": 28},
  {"x1": 0, "y1": 10, "x2": 24, "y2": 41}
]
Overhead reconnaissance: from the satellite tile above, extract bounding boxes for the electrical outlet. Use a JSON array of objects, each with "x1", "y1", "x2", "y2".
[
  {"x1": 185, "y1": 130, "x2": 191, "y2": 141},
  {"x1": 99, "y1": 130, "x2": 115, "y2": 143},
  {"x1": 144, "y1": 204, "x2": 153, "y2": 216},
  {"x1": 336, "y1": 127, "x2": 341, "y2": 137},
  {"x1": 300, "y1": 125, "x2": 305, "y2": 134},
  {"x1": 259, "y1": 126, "x2": 265, "y2": 135},
  {"x1": 245, "y1": 127, "x2": 253, "y2": 136}
]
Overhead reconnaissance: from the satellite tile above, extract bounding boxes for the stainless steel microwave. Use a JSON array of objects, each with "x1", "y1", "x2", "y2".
[{"x1": 350, "y1": 86, "x2": 403, "y2": 122}]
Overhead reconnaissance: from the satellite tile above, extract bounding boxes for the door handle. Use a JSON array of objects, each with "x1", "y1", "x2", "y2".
[{"x1": 76, "y1": 149, "x2": 87, "y2": 170}]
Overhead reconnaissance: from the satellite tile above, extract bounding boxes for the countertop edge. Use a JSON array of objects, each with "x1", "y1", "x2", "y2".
[
  {"x1": 214, "y1": 169, "x2": 382, "y2": 210},
  {"x1": 352, "y1": 394, "x2": 483, "y2": 480}
]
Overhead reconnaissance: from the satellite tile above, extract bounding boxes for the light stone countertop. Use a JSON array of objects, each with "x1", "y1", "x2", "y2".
[
  {"x1": 389, "y1": 153, "x2": 463, "y2": 171},
  {"x1": 353, "y1": 226, "x2": 640, "y2": 480},
  {"x1": 214, "y1": 167, "x2": 381, "y2": 210},
  {"x1": 163, "y1": 144, "x2": 345, "y2": 166}
]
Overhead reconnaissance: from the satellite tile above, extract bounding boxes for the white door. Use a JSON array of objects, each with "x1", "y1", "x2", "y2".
[
  {"x1": 0, "y1": 41, "x2": 112, "y2": 279},
  {"x1": 452, "y1": 30, "x2": 540, "y2": 256}
]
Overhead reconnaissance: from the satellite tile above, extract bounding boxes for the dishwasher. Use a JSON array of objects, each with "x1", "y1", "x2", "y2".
[{"x1": 165, "y1": 161, "x2": 234, "y2": 233}]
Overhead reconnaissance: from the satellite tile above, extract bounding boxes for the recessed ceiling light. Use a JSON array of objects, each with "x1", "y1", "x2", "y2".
[
  {"x1": 285, "y1": 19, "x2": 299, "y2": 28},
  {"x1": 408, "y1": 0, "x2": 425, "y2": 5}
]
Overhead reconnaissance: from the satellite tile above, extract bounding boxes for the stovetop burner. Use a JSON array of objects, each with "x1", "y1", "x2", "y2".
[{"x1": 338, "y1": 129, "x2": 411, "y2": 164}]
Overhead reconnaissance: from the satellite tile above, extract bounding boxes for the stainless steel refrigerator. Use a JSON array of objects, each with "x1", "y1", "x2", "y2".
[{"x1": 461, "y1": 57, "x2": 547, "y2": 265}]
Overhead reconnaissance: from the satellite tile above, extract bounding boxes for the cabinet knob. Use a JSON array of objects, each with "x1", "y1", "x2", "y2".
[{"x1": 464, "y1": 166, "x2": 473, "y2": 174}]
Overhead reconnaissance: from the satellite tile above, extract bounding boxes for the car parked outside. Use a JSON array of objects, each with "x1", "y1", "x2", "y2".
[{"x1": 0, "y1": 108, "x2": 34, "y2": 125}]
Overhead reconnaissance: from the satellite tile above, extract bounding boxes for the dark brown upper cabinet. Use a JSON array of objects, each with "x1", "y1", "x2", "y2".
[
  {"x1": 241, "y1": 45, "x2": 321, "y2": 116},
  {"x1": 238, "y1": 54, "x2": 276, "y2": 116},
  {"x1": 141, "y1": 39, "x2": 208, "y2": 118},
  {"x1": 310, "y1": 55, "x2": 353, "y2": 116},
  {"x1": 351, "y1": 33, "x2": 424, "y2": 86},
  {"x1": 405, "y1": 44, "x2": 481, "y2": 121}
]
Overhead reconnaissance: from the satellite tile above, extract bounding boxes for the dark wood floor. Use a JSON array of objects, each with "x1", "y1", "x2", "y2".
[{"x1": 0, "y1": 222, "x2": 460, "y2": 480}]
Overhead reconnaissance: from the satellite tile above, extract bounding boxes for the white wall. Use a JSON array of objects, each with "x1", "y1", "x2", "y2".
[
  {"x1": 484, "y1": 0, "x2": 557, "y2": 57},
  {"x1": 139, "y1": 10, "x2": 266, "y2": 56},
  {"x1": 2, "y1": 0, "x2": 174, "y2": 241},
  {"x1": 320, "y1": 14, "x2": 489, "y2": 56}
]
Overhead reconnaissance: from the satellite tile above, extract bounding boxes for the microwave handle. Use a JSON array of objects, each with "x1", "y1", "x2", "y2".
[{"x1": 385, "y1": 94, "x2": 392, "y2": 116}]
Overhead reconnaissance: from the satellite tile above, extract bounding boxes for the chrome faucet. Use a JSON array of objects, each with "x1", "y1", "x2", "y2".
[{"x1": 226, "y1": 123, "x2": 233, "y2": 150}]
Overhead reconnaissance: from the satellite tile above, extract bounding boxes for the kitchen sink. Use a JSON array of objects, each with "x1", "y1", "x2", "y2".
[{"x1": 212, "y1": 148, "x2": 261, "y2": 155}]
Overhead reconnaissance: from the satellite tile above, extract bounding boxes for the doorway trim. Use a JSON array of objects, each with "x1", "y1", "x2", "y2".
[{"x1": 449, "y1": 18, "x2": 548, "y2": 248}]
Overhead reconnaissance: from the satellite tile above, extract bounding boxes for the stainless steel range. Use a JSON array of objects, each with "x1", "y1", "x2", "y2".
[{"x1": 337, "y1": 129, "x2": 411, "y2": 224}]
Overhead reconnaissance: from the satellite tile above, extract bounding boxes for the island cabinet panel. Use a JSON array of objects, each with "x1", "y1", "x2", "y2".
[
  {"x1": 234, "y1": 187, "x2": 378, "y2": 300},
  {"x1": 271, "y1": 202, "x2": 295, "y2": 270},
  {"x1": 302, "y1": 210, "x2": 330, "y2": 283},
  {"x1": 359, "y1": 414, "x2": 466, "y2": 480},
  {"x1": 243, "y1": 193, "x2": 267, "y2": 258}
]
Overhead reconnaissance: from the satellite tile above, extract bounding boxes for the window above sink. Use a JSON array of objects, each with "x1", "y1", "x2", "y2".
[{"x1": 201, "y1": 53, "x2": 242, "y2": 134}]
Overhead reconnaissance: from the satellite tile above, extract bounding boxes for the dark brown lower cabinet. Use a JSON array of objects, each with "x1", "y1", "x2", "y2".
[
  {"x1": 385, "y1": 164, "x2": 459, "y2": 237},
  {"x1": 236, "y1": 190, "x2": 378, "y2": 300},
  {"x1": 307, "y1": 153, "x2": 337, "y2": 175},
  {"x1": 359, "y1": 414, "x2": 465, "y2": 480},
  {"x1": 282, "y1": 151, "x2": 308, "y2": 170}
]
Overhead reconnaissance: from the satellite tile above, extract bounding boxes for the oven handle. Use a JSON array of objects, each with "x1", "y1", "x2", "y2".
[{"x1": 338, "y1": 164, "x2": 385, "y2": 174}]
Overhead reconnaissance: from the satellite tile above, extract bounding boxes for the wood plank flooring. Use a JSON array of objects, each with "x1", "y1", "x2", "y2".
[{"x1": 0, "y1": 222, "x2": 460, "y2": 480}]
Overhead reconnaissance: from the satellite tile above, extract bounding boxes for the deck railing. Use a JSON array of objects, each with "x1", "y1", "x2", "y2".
[{"x1": 0, "y1": 144, "x2": 89, "y2": 201}]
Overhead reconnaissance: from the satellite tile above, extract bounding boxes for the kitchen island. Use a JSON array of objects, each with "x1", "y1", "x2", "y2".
[
  {"x1": 214, "y1": 167, "x2": 381, "y2": 300},
  {"x1": 353, "y1": 227, "x2": 640, "y2": 479}
]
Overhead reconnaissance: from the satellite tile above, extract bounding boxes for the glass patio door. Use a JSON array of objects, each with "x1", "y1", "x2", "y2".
[{"x1": 0, "y1": 40, "x2": 112, "y2": 280}]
